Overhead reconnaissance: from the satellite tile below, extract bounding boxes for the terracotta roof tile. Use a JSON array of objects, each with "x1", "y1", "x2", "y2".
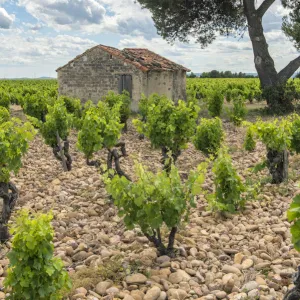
[
  {"x1": 122, "y1": 48, "x2": 190, "y2": 72},
  {"x1": 56, "y1": 45, "x2": 190, "y2": 72}
]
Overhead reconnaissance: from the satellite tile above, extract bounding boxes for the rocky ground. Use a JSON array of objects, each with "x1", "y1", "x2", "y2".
[{"x1": 0, "y1": 110, "x2": 299, "y2": 300}]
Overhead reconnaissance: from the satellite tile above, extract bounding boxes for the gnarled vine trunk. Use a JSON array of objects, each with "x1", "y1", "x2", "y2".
[
  {"x1": 0, "y1": 182, "x2": 18, "y2": 243},
  {"x1": 53, "y1": 133, "x2": 72, "y2": 171},
  {"x1": 161, "y1": 146, "x2": 181, "y2": 173},
  {"x1": 144, "y1": 227, "x2": 177, "y2": 257},
  {"x1": 267, "y1": 148, "x2": 289, "y2": 184},
  {"x1": 283, "y1": 266, "x2": 300, "y2": 299},
  {"x1": 106, "y1": 142, "x2": 131, "y2": 181},
  {"x1": 243, "y1": 0, "x2": 300, "y2": 111}
]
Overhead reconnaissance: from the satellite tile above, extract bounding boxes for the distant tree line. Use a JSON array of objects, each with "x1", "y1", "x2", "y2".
[{"x1": 187, "y1": 70, "x2": 257, "y2": 79}]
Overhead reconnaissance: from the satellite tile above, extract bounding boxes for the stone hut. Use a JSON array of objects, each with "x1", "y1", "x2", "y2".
[{"x1": 56, "y1": 45, "x2": 190, "y2": 111}]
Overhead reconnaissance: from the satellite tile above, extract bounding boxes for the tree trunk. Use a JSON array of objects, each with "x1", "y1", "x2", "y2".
[
  {"x1": 0, "y1": 182, "x2": 18, "y2": 243},
  {"x1": 267, "y1": 148, "x2": 289, "y2": 184},
  {"x1": 243, "y1": 0, "x2": 299, "y2": 112},
  {"x1": 244, "y1": 0, "x2": 278, "y2": 89}
]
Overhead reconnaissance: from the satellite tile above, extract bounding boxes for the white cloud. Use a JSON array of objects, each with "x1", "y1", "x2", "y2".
[
  {"x1": 18, "y1": 0, "x2": 106, "y2": 30},
  {"x1": 0, "y1": 7, "x2": 14, "y2": 28},
  {"x1": 17, "y1": 0, "x2": 157, "y2": 37},
  {"x1": 0, "y1": 30, "x2": 97, "y2": 67},
  {"x1": 23, "y1": 22, "x2": 44, "y2": 31}
]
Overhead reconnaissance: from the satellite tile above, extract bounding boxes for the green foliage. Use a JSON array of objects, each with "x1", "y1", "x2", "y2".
[
  {"x1": 58, "y1": 96, "x2": 83, "y2": 129},
  {"x1": 22, "y1": 93, "x2": 49, "y2": 122},
  {"x1": 208, "y1": 148, "x2": 245, "y2": 212},
  {"x1": 39, "y1": 100, "x2": 72, "y2": 147},
  {"x1": 134, "y1": 95, "x2": 199, "y2": 155},
  {"x1": 193, "y1": 117, "x2": 224, "y2": 156},
  {"x1": 251, "y1": 160, "x2": 267, "y2": 174},
  {"x1": 135, "y1": 0, "x2": 245, "y2": 48},
  {"x1": 282, "y1": 4, "x2": 300, "y2": 51},
  {"x1": 262, "y1": 82, "x2": 297, "y2": 113},
  {"x1": 244, "y1": 126, "x2": 256, "y2": 151},
  {"x1": 103, "y1": 91, "x2": 131, "y2": 125},
  {"x1": 4, "y1": 210, "x2": 71, "y2": 300},
  {"x1": 104, "y1": 161, "x2": 207, "y2": 234},
  {"x1": 59, "y1": 96, "x2": 82, "y2": 118},
  {"x1": 0, "y1": 114, "x2": 35, "y2": 183},
  {"x1": 0, "y1": 106, "x2": 10, "y2": 123},
  {"x1": 228, "y1": 96, "x2": 247, "y2": 126},
  {"x1": 254, "y1": 118, "x2": 292, "y2": 152},
  {"x1": 0, "y1": 90, "x2": 11, "y2": 109},
  {"x1": 290, "y1": 113, "x2": 300, "y2": 154},
  {"x1": 287, "y1": 194, "x2": 300, "y2": 252},
  {"x1": 138, "y1": 94, "x2": 162, "y2": 119},
  {"x1": 207, "y1": 91, "x2": 223, "y2": 117},
  {"x1": 77, "y1": 101, "x2": 123, "y2": 160}
]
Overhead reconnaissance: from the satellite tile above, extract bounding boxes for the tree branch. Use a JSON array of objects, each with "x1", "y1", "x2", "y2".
[
  {"x1": 278, "y1": 55, "x2": 300, "y2": 83},
  {"x1": 256, "y1": 0, "x2": 276, "y2": 17}
]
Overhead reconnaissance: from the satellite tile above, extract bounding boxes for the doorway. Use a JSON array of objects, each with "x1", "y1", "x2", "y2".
[{"x1": 118, "y1": 74, "x2": 132, "y2": 97}]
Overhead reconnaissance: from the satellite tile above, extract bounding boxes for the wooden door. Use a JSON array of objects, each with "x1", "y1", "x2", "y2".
[{"x1": 118, "y1": 75, "x2": 132, "y2": 97}]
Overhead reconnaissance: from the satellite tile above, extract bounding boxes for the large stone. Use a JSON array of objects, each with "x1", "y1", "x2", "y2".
[
  {"x1": 158, "y1": 291, "x2": 167, "y2": 300},
  {"x1": 248, "y1": 289, "x2": 260, "y2": 298},
  {"x1": 234, "y1": 253, "x2": 244, "y2": 264},
  {"x1": 141, "y1": 248, "x2": 157, "y2": 260},
  {"x1": 95, "y1": 281, "x2": 113, "y2": 295},
  {"x1": 131, "y1": 290, "x2": 145, "y2": 300},
  {"x1": 215, "y1": 291, "x2": 227, "y2": 299},
  {"x1": 242, "y1": 281, "x2": 259, "y2": 292},
  {"x1": 254, "y1": 262, "x2": 271, "y2": 270},
  {"x1": 222, "y1": 273, "x2": 238, "y2": 293},
  {"x1": 72, "y1": 251, "x2": 90, "y2": 261},
  {"x1": 144, "y1": 286, "x2": 161, "y2": 300},
  {"x1": 156, "y1": 256, "x2": 170, "y2": 264},
  {"x1": 106, "y1": 287, "x2": 120, "y2": 295},
  {"x1": 169, "y1": 270, "x2": 191, "y2": 284},
  {"x1": 126, "y1": 273, "x2": 148, "y2": 285},
  {"x1": 75, "y1": 287, "x2": 87, "y2": 295},
  {"x1": 167, "y1": 289, "x2": 188, "y2": 300},
  {"x1": 124, "y1": 295, "x2": 136, "y2": 300},
  {"x1": 222, "y1": 265, "x2": 242, "y2": 276},
  {"x1": 242, "y1": 259, "x2": 254, "y2": 270}
]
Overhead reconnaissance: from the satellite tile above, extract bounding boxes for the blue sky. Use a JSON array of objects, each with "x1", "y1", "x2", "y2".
[{"x1": 0, "y1": 0, "x2": 298, "y2": 78}]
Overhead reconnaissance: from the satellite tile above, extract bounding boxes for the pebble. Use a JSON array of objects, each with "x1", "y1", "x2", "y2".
[
  {"x1": 95, "y1": 281, "x2": 113, "y2": 295},
  {"x1": 144, "y1": 286, "x2": 161, "y2": 300},
  {"x1": 126, "y1": 274, "x2": 148, "y2": 285}
]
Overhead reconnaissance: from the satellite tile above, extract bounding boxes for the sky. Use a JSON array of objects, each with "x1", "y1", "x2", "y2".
[{"x1": 0, "y1": 0, "x2": 299, "y2": 78}]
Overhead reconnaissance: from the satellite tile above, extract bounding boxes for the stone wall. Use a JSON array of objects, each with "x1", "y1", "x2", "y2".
[
  {"x1": 145, "y1": 70, "x2": 187, "y2": 102},
  {"x1": 172, "y1": 70, "x2": 187, "y2": 101},
  {"x1": 57, "y1": 47, "x2": 147, "y2": 111}
]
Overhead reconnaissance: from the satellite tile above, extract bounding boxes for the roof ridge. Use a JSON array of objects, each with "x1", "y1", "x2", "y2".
[
  {"x1": 123, "y1": 48, "x2": 148, "y2": 50},
  {"x1": 56, "y1": 44, "x2": 190, "y2": 72}
]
